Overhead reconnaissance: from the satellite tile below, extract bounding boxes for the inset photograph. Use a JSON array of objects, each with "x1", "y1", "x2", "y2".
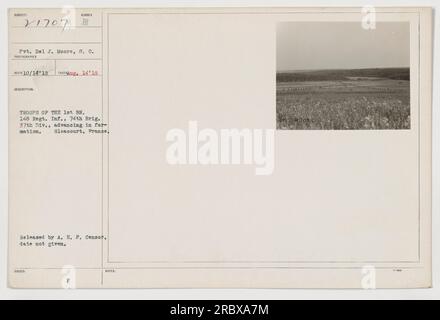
[{"x1": 276, "y1": 22, "x2": 410, "y2": 130}]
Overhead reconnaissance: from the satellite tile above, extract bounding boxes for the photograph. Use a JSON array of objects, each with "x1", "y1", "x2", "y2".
[
  {"x1": 3, "y1": 4, "x2": 436, "y2": 301},
  {"x1": 276, "y1": 22, "x2": 411, "y2": 130}
]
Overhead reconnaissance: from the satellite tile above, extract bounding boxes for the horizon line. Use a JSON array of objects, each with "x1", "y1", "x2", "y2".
[{"x1": 276, "y1": 66, "x2": 410, "y2": 72}]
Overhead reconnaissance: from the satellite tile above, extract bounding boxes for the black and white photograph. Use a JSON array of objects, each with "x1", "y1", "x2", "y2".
[
  {"x1": 3, "y1": 3, "x2": 437, "y2": 300},
  {"x1": 276, "y1": 22, "x2": 411, "y2": 130}
]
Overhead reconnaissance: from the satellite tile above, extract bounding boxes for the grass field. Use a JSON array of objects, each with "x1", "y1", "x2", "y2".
[{"x1": 276, "y1": 68, "x2": 410, "y2": 130}]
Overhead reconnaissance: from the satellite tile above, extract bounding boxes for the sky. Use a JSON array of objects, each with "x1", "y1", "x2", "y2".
[{"x1": 276, "y1": 22, "x2": 410, "y2": 71}]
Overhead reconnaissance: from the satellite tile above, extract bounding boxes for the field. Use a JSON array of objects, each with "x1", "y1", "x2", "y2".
[{"x1": 276, "y1": 68, "x2": 410, "y2": 130}]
